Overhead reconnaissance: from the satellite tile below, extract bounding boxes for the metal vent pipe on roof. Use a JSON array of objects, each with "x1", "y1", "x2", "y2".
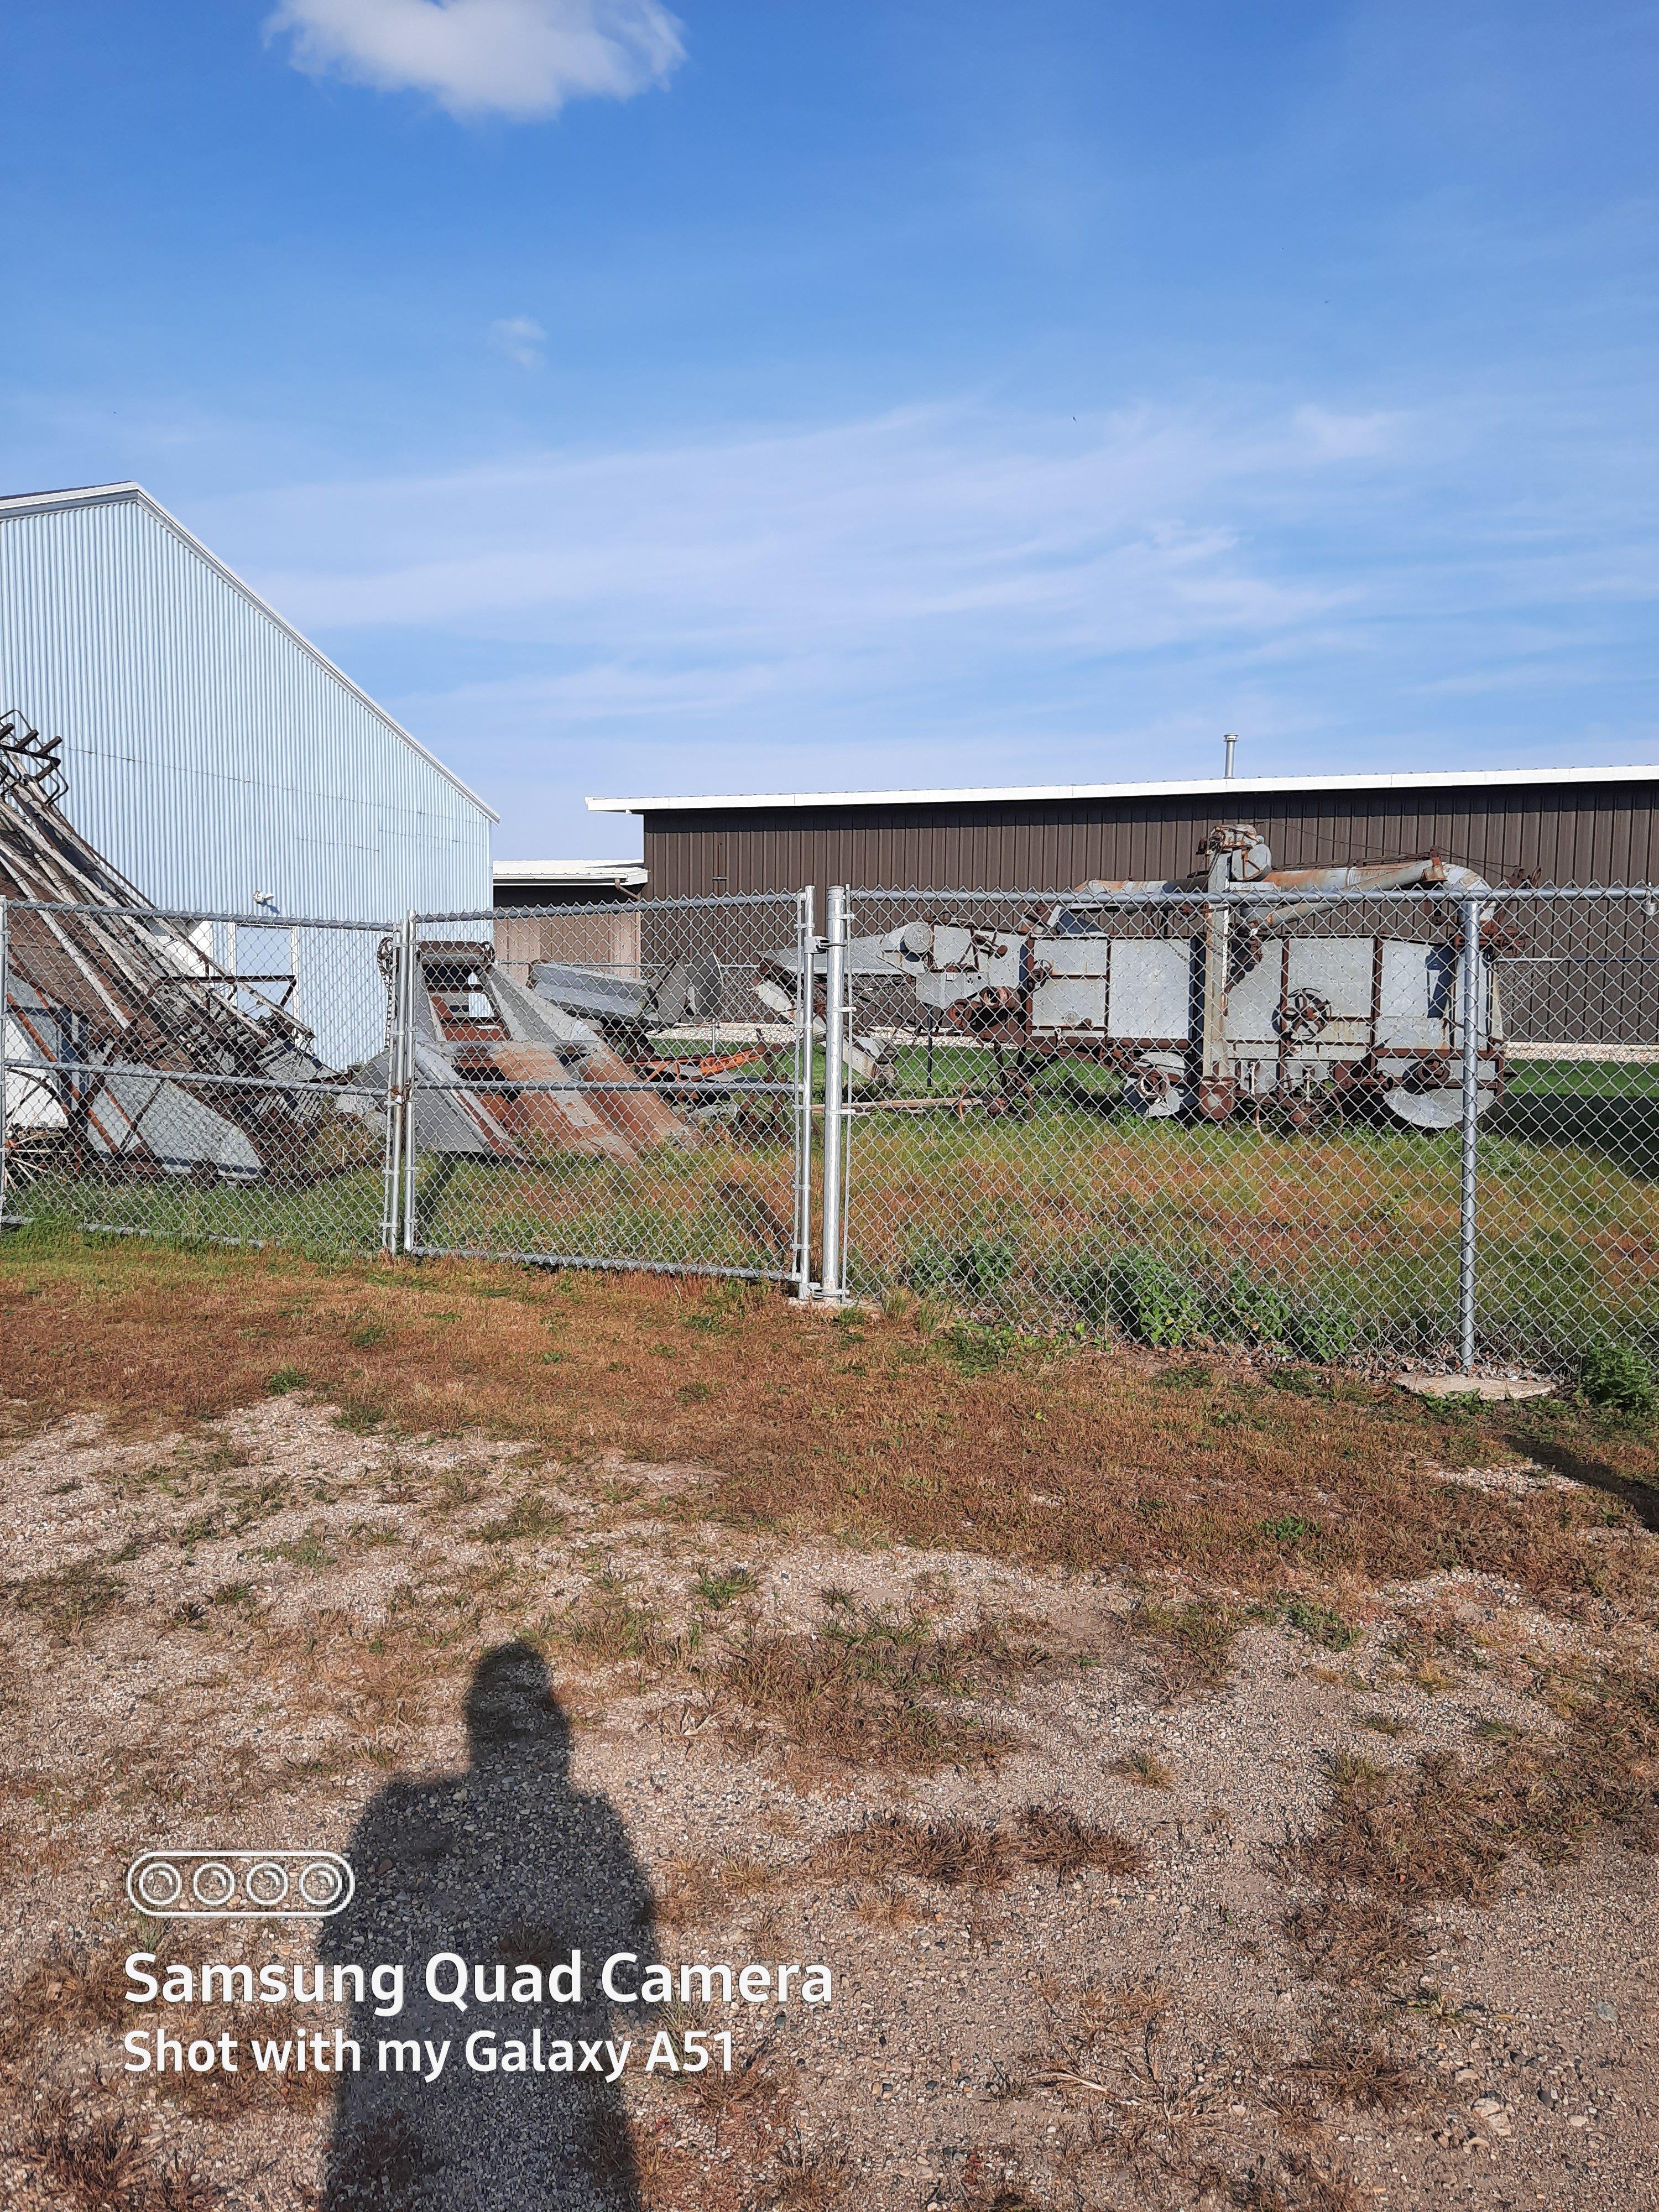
[{"x1": 1224, "y1": 733, "x2": 1238, "y2": 779}]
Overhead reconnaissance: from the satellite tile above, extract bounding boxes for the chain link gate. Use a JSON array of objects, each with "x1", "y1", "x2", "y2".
[
  {"x1": 0, "y1": 896, "x2": 398, "y2": 1255},
  {"x1": 824, "y1": 883, "x2": 1659, "y2": 1375},
  {"x1": 385, "y1": 889, "x2": 816, "y2": 1287}
]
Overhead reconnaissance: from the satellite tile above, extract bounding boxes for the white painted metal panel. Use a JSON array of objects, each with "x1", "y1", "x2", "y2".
[
  {"x1": 1108, "y1": 938, "x2": 1191, "y2": 1040},
  {"x1": 1042, "y1": 938, "x2": 1112, "y2": 975},
  {"x1": 0, "y1": 487, "x2": 494, "y2": 1065},
  {"x1": 1375, "y1": 939, "x2": 1447, "y2": 1050},
  {"x1": 1287, "y1": 937, "x2": 1372, "y2": 1016},
  {"x1": 1031, "y1": 975, "x2": 1108, "y2": 1029},
  {"x1": 1222, "y1": 940, "x2": 1284, "y2": 1044}
]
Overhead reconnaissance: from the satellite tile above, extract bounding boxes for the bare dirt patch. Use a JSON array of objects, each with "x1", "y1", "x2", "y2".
[{"x1": 0, "y1": 1239, "x2": 1656, "y2": 2209}]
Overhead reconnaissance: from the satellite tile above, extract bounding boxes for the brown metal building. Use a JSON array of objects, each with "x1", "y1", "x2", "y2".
[
  {"x1": 491, "y1": 859, "x2": 645, "y2": 979},
  {"x1": 588, "y1": 766, "x2": 1659, "y2": 898}
]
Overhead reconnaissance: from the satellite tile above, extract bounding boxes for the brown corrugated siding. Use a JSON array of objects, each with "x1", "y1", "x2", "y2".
[{"x1": 644, "y1": 784, "x2": 1659, "y2": 896}]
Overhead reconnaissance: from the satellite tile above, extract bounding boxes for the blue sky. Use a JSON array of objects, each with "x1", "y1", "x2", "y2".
[{"x1": 4, "y1": 1, "x2": 1657, "y2": 858}]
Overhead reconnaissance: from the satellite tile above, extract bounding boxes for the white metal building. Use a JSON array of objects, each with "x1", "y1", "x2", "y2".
[{"x1": 0, "y1": 481, "x2": 495, "y2": 923}]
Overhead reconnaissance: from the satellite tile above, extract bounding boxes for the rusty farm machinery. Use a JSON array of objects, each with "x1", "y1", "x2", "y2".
[{"x1": 755, "y1": 825, "x2": 1504, "y2": 1131}]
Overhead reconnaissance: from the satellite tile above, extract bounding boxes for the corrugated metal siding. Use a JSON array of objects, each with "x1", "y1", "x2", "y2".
[
  {"x1": 0, "y1": 495, "x2": 491, "y2": 922},
  {"x1": 645, "y1": 786, "x2": 1659, "y2": 896}
]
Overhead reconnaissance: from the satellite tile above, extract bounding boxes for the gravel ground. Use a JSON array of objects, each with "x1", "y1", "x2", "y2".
[{"x1": 0, "y1": 1395, "x2": 1653, "y2": 2211}]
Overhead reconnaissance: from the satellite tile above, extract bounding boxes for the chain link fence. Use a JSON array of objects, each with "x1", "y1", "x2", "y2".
[
  {"x1": 1, "y1": 889, "x2": 815, "y2": 1286},
  {"x1": 0, "y1": 898, "x2": 396, "y2": 1255},
  {"x1": 392, "y1": 891, "x2": 813, "y2": 1284},
  {"x1": 825, "y1": 884, "x2": 1659, "y2": 1374},
  {"x1": 6, "y1": 879, "x2": 1658, "y2": 1373}
]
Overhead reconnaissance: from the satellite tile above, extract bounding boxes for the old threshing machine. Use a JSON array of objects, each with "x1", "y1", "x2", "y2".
[{"x1": 787, "y1": 826, "x2": 1503, "y2": 1130}]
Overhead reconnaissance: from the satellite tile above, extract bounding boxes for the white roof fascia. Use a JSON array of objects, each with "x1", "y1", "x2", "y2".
[
  {"x1": 493, "y1": 860, "x2": 647, "y2": 885},
  {"x1": 0, "y1": 481, "x2": 499, "y2": 824},
  {"x1": 588, "y1": 763, "x2": 1659, "y2": 816}
]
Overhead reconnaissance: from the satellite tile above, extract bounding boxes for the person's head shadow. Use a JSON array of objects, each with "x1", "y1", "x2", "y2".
[
  {"x1": 463, "y1": 1639, "x2": 572, "y2": 1765},
  {"x1": 320, "y1": 1644, "x2": 654, "y2": 2212}
]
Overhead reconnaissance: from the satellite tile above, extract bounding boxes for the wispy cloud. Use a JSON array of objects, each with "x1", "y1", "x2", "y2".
[
  {"x1": 489, "y1": 315, "x2": 547, "y2": 368},
  {"x1": 266, "y1": 0, "x2": 685, "y2": 122},
  {"x1": 239, "y1": 401, "x2": 1380, "y2": 648},
  {"x1": 197, "y1": 385, "x2": 1659, "y2": 843}
]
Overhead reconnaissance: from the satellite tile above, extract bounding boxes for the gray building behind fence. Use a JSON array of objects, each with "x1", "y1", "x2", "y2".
[{"x1": 0, "y1": 481, "x2": 495, "y2": 924}]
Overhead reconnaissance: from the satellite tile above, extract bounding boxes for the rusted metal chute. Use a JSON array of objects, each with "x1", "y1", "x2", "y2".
[
  {"x1": 365, "y1": 940, "x2": 701, "y2": 1164},
  {"x1": 1, "y1": 710, "x2": 339, "y2": 1182}
]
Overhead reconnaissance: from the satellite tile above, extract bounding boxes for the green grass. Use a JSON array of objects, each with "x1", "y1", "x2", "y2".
[
  {"x1": 839, "y1": 1076, "x2": 1659, "y2": 1371},
  {"x1": 9, "y1": 1162, "x2": 387, "y2": 1261},
  {"x1": 9, "y1": 1049, "x2": 1659, "y2": 1375}
]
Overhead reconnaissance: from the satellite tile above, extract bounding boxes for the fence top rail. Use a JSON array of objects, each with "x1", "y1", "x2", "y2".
[
  {"x1": 424, "y1": 889, "x2": 808, "y2": 922},
  {"x1": 848, "y1": 883, "x2": 1659, "y2": 905},
  {"x1": 1, "y1": 898, "x2": 398, "y2": 932}
]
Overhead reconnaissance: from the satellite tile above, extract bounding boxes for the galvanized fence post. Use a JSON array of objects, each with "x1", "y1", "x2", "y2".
[
  {"x1": 379, "y1": 920, "x2": 403, "y2": 1254},
  {"x1": 379, "y1": 915, "x2": 410, "y2": 1255},
  {"x1": 399, "y1": 912, "x2": 420, "y2": 1256},
  {"x1": 791, "y1": 885, "x2": 816, "y2": 1296},
  {"x1": 1458, "y1": 891, "x2": 1483, "y2": 1373},
  {"x1": 0, "y1": 895, "x2": 9, "y2": 1229},
  {"x1": 819, "y1": 884, "x2": 849, "y2": 1301}
]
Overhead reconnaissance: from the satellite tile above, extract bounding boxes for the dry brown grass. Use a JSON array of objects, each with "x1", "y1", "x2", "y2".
[
  {"x1": 1227, "y1": 2151, "x2": 1362, "y2": 2212},
  {"x1": 1287, "y1": 2013, "x2": 1424, "y2": 2112},
  {"x1": 1282, "y1": 1891, "x2": 1427, "y2": 1990},
  {"x1": 4, "y1": 1233, "x2": 1654, "y2": 1619},
  {"x1": 13, "y1": 2096, "x2": 220, "y2": 2211},
  {"x1": 0, "y1": 1943, "x2": 130, "y2": 2074},
  {"x1": 656, "y1": 1850, "x2": 778, "y2": 1927},
  {"x1": 1111, "y1": 1744, "x2": 1175, "y2": 1788},
  {"x1": 714, "y1": 1606, "x2": 1021, "y2": 1774},
  {"x1": 1285, "y1": 1657, "x2": 1658, "y2": 1910},
  {"x1": 752, "y1": 2133, "x2": 850, "y2": 2210},
  {"x1": 810, "y1": 1812, "x2": 1016, "y2": 1889},
  {"x1": 1032, "y1": 1976, "x2": 1169, "y2": 2081},
  {"x1": 1013, "y1": 1801, "x2": 1144, "y2": 1881},
  {"x1": 808, "y1": 1803, "x2": 1142, "y2": 1895}
]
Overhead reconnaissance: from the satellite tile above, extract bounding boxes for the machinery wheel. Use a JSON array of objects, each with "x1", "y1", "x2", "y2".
[
  {"x1": 1275, "y1": 1093, "x2": 1331, "y2": 1134},
  {"x1": 1127, "y1": 1068, "x2": 1187, "y2": 1119},
  {"x1": 1385, "y1": 1083, "x2": 1466, "y2": 1130}
]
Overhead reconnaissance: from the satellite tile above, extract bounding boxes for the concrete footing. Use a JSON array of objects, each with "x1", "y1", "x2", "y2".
[{"x1": 1395, "y1": 1372, "x2": 1557, "y2": 1402}]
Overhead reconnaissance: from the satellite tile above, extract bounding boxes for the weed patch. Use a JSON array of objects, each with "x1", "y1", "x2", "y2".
[
  {"x1": 1290, "y1": 2013, "x2": 1424, "y2": 2111},
  {"x1": 1284, "y1": 1599, "x2": 1358, "y2": 1652},
  {"x1": 693, "y1": 1564, "x2": 759, "y2": 1610},
  {"x1": 716, "y1": 1604, "x2": 1025, "y2": 1773},
  {"x1": 474, "y1": 1491, "x2": 568, "y2": 1545},
  {"x1": 809, "y1": 1804, "x2": 1140, "y2": 1891},
  {"x1": 10, "y1": 1558, "x2": 123, "y2": 1640},
  {"x1": 1578, "y1": 1333, "x2": 1657, "y2": 1416},
  {"x1": 1127, "y1": 1594, "x2": 1244, "y2": 1697},
  {"x1": 1110, "y1": 1745, "x2": 1173, "y2": 1788},
  {"x1": 1284, "y1": 1661, "x2": 1658, "y2": 1915}
]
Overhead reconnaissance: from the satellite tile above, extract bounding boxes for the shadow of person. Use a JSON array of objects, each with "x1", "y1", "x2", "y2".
[{"x1": 320, "y1": 1644, "x2": 655, "y2": 2211}]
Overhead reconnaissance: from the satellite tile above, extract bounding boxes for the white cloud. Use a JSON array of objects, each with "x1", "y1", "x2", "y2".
[
  {"x1": 267, "y1": 0, "x2": 685, "y2": 121},
  {"x1": 196, "y1": 384, "x2": 1659, "y2": 844},
  {"x1": 489, "y1": 315, "x2": 546, "y2": 368},
  {"x1": 236, "y1": 400, "x2": 1381, "y2": 656}
]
